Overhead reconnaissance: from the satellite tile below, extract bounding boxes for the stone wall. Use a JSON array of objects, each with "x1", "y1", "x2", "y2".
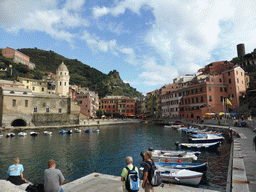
[{"x1": 33, "y1": 113, "x2": 79, "y2": 126}]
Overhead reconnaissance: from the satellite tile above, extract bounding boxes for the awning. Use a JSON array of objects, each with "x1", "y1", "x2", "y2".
[{"x1": 188, "y1": 103, "x2": 206, "y2": 108}]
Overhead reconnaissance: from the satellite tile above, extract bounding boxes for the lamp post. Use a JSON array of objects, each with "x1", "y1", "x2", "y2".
[{"x1": 9, "y1": 64, "x2": 12, "y2": 76}]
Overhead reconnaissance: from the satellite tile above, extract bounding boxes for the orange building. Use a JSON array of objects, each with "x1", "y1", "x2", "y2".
[
  {"x1": 99, "y1": 96, "x2": 135, "y2": 116},
  {"x1": 179, "y1": 65, "x2": 246, "y2": 120}
]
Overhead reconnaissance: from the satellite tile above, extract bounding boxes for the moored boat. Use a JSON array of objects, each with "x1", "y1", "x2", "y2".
[
  {"x1": 74, "y1": 128, "x2": 81, "y2": 133},
  {"x1": 92, "y1": 128, "x2": 99, "y2": 133},
  {"x1": 176, "y1": 141, "x2": 221, "y2": 150},
  {"x1": 149, "y1": 149, "x2": 200, "y2": 163},
  {"x1": 66, "y1": 130, "x2": 73, "y2": 134},
  {"x1": 84, "y1": 129, "x2": 91, "y2": 133},
  {"x1": 30, "y1": 132, "x2": 39, "y2": 136},
  {"x1": 0, "y1": 134, "x2": 3, "y2": 138},
  {"x1": 188, "y1": 134, "x2": 224, "y2": 143},
  {"x1": 139, "y1": 167, "x2": 203, "y2": 186},
  {"x1": 18, "y1": 132, "x2": 27, "y2": 137},
  {"x1": 59, "y1": 130, "x2": 66, "y2": 134},
  {"x1": 44, "y1": 131, "x2": 52, "y2": 135},
  {"x1": 6, "y1": 133, "x2": 15, "y2": 138},
  {"x1": 155, "y1": 162, "x2": 207, "y2": 172}
]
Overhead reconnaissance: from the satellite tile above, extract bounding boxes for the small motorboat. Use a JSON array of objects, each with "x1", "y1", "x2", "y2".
[
  {"x1": 6, "y1": 133, "x2": 15, "y2": 138},
  {"x1": 182, "y1": 127, "x2": 200, "y2": 133},
  {"x1": 18, "y1": 132, "x2": 27, "y2": 137},
  {"x1": 189, "y1": 133, "x2": 222, "y2": 138},
  {"x1": 148, "y1": 148, "x2": 200, "y2": 163},
  {"x1": 59, "y1": 130, "x2": 66, "y2": 134},
  {"x1": 0, "y1": 134, "x2": 3, "y2": 138},
  {"x1": 155, "y1": 162, "x2": 207, "y2": 172},
  {"x1": 84, "y1": 129, "x2": 91, "y2": 133},
  {"x1": 30, "y1": 132, "x2": 39, "y2": 137},
  {"x1": 176, "y1": 141, "x2": 221, "y2": 150},
  {"x1": 164, "y1": 125, "x2": 172, "y2": 128},
  {"x1": 74, "y1": 128, "x2": 81, "y2": 133},
  {"x1": 66, "y1": 130, "x2": 73, "y2": 134},
  {"x1": 188, "y1": 134, "x2": 224, "y2": 143},
  {"x1": 139, "y1": 167, "x2": 203, "y2": 186},
  {"x1": 44, "y1": 131, "x2": 52, "y2": 135},
  {"x1": 92, "y1": 128, "x2": 99, "y2": 133}
]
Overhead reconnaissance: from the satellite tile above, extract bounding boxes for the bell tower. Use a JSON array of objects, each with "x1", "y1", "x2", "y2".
[{"x1": 56, "y1": 62, "x2": 70, "y2": 97}]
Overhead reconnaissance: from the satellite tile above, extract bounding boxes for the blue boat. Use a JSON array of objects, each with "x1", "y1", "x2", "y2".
[
  {"x1": 190, "y1": 133, "x2": 222, "y2": 138},
  {"x1": 59, "y1": 130, "x2": 66, "y2": 134},
  {"x1": 84, "y1": 129, "x2": 91, "y2": 133},
  {"x1": 155, "y1": 162, "x2": 207, "y2": 172},
  {"x1": 176, "y1": 141, "x2": 221, "y2": 150}
]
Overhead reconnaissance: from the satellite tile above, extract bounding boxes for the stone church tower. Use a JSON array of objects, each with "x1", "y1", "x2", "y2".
[{"x1": 56, "y1": 62, "x2": 70, "y2": 97}]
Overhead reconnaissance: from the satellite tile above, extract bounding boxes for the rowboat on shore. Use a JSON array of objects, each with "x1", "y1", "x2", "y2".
[
  {"x1": 155, "y1": 162, "x2": 207, "y2": 172},
  {"x1": 175, "y1": 141, "x2": 221, "y2": 150},
  {"x1": 139, "y1": 167, "x2": 203, "y2": 186}
]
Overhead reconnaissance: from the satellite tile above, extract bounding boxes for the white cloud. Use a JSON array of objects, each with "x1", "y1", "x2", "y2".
[
  {"x1": 0, "y1": 0, "x2": 88, "y2": 42},
  {"x1": 81, "y1": 30, "x2": 138, "y2": 65},
  {"x1": 91, "y1": 0, "x2": 256, "y2": 80}
]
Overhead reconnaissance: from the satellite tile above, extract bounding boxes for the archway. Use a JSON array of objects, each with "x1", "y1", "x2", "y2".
[{"x1": 11, "y1": 119, "x2": 27, "y2": 127}]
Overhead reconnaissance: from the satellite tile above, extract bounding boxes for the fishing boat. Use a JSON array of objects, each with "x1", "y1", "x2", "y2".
[
  {"x1": 155, "y1": 162, "x2": 207, "y2": 172},
  {"x1": 6, "y1": 133, "x2": 15, "y2": 138},
  {"x1": 189, "y1": 133, "x2": 222, "y2": 138},
  {"x1": 149, "y1": 149, "x2": 200, "y2": 163},
  {"x1": 59, "y1": 130, "x2": 66, "y2": 134},
  {"x1": 66, "y1": 130, "x2": 73, "y2": 134},
  {"x1": 92, "y1": 128, "x2": 99, "y2": 133},
  {"x1": 182, "y1": 127, "x2": 200, "y2": 133},
  {"x1": 139, "y1": 167, "x2": 203, "y2": 186},
  {"x1": 18, "y1": 132, "x2": 27, "y2": 137},
  {"x1": 30, "y1": 132, "x2": 39, "y2": 136},
  {"x1": 43, "y1": 131, "x2": 52, "y2": 135},
  {"x1": 188, "y1": 134, "x2": 224, "y2": 143},
  {"x1": 84, "y1": 129, "x2": 91, "y2": 133},
  {"x1": 175, "y1": 141, "x2": 221, "y2": 150},
  {"x1": 74, "y1": 128, "x2": 81, "y2": 133}
]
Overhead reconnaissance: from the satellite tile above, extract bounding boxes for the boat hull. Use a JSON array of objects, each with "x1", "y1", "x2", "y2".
[
  {"x1": 155, "y1": 162, "x2": 207, "y2": 172},
  {"x1": 179, "y1": 142, "x2": 220, "y2": 150},
  {"x1": 161, "y1": 171, "x2": 202, "y2": 185}
]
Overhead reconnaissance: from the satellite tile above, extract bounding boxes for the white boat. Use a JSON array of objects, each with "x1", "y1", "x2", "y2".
[
  {"x1": 150, "y1": 149, "x2": 200, "y2": 163},
  {"x1": 139, "y1": 167, "x2": 203, "y2": 186},
  {"x1": 74, "y1": 128, "x2": 81, "y2": 133},
  {"x1": 30, "y1": 132, "x2": 39, "y2": 136},
  {"x1": 43, "y1": 131, "x2": 52, "y2": 135},
  {"x1": 164, "y1": 125, "x2": 172, "y2": 128},
  {"x1": 0, "y1": 135, "x2": 3, "y2": 138},
  {"x1": 188, "y1": 134, "x2": 224, "y2": 143},
  {"x1": 6, "y1": 133, "x2": 15, "y2": 138},
  {"x1": 92, "y1": 128, "x2": 99, "y2": 133},
  {"x1": 18, "y1": 132, "x2": 27, "y2": 137}
]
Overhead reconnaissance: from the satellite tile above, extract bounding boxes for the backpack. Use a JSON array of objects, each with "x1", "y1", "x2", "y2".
[
  {"x1": 146, "y1": 161, "x2": 162, "y2": 187},
  {"x1": 125, "y1": 166, "x2": 139, "y2": 192},
  {"x1": 25, "y1": 183, "x2": 44, "y2": 192}
]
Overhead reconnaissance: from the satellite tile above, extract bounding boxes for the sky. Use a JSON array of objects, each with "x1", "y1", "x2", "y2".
[{"x1": 1, "y1": 0, "x2": 256, "y2": 95}]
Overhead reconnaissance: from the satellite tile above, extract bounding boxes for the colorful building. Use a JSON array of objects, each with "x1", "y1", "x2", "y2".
[
  {"x1": 1, "y1": 47, "x2": 36, "y2": 70},
  {"x1": 99, "y1": 96, "x2": 135, "y2": 116}
]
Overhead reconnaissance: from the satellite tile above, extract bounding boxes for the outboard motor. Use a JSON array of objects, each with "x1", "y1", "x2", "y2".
[{"x1": 148, "y1": 147, "x2": 154, "y2": 151}]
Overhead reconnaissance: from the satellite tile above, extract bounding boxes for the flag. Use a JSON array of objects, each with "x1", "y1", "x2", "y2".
[{"x1": 226, "y1": 98, "x2": 232, "y2": 105}]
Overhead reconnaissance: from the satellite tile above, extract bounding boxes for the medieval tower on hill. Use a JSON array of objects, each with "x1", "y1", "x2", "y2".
[{"x1": 56, "y1": 62, "x2": 70, "y2": 97}]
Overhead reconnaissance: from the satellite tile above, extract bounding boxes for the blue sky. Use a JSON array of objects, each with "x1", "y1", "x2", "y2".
[{"x1": 1, "y1": 0, "x2": 256, "y2": 95}]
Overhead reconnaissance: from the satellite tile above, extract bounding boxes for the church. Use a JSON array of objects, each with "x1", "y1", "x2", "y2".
[{"x1": 0, "y1": 62, "x2": 80, "y2": 128}]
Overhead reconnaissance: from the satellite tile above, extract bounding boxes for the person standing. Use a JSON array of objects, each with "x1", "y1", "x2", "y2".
[
  {"x1": 44, "y1": 159, "x2": 65, "y2": 192},
  {"x1": 142, "y1": 151, "x2": 155, "y2": 192},
  {"x1": 7, "y1": 157, "x2": 27, "y2": 185},
  {"x1": 121, "y1": 156, "x2": 139, "y2": 192}
]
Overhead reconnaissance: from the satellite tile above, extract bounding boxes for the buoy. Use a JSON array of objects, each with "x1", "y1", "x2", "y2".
[
  {"x1": 177, "y1": 159, "x2": 181, "y2": 163},
  {"x1": 165, "y1": 159, "x2": 168, "y2": 162}
]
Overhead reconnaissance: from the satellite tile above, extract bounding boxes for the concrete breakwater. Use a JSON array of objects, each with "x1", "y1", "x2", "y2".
[{"x1": 4, "y1": 118, "x2": 141, "y2": 130}]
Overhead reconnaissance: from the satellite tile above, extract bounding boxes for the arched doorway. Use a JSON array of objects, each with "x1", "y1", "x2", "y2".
[{"x1": 11, "y1": 119, "x2": 27, "y2": 127}]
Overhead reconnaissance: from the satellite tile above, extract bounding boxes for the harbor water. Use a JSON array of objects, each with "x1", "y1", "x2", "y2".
[{"x1": 0, "y1": 124, "x2": 230, "y2": 191}]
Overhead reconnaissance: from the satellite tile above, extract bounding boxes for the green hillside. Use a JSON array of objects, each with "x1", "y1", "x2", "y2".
[{"x1": 0, "y1": 48, "x2": 142, "y2": 98}]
